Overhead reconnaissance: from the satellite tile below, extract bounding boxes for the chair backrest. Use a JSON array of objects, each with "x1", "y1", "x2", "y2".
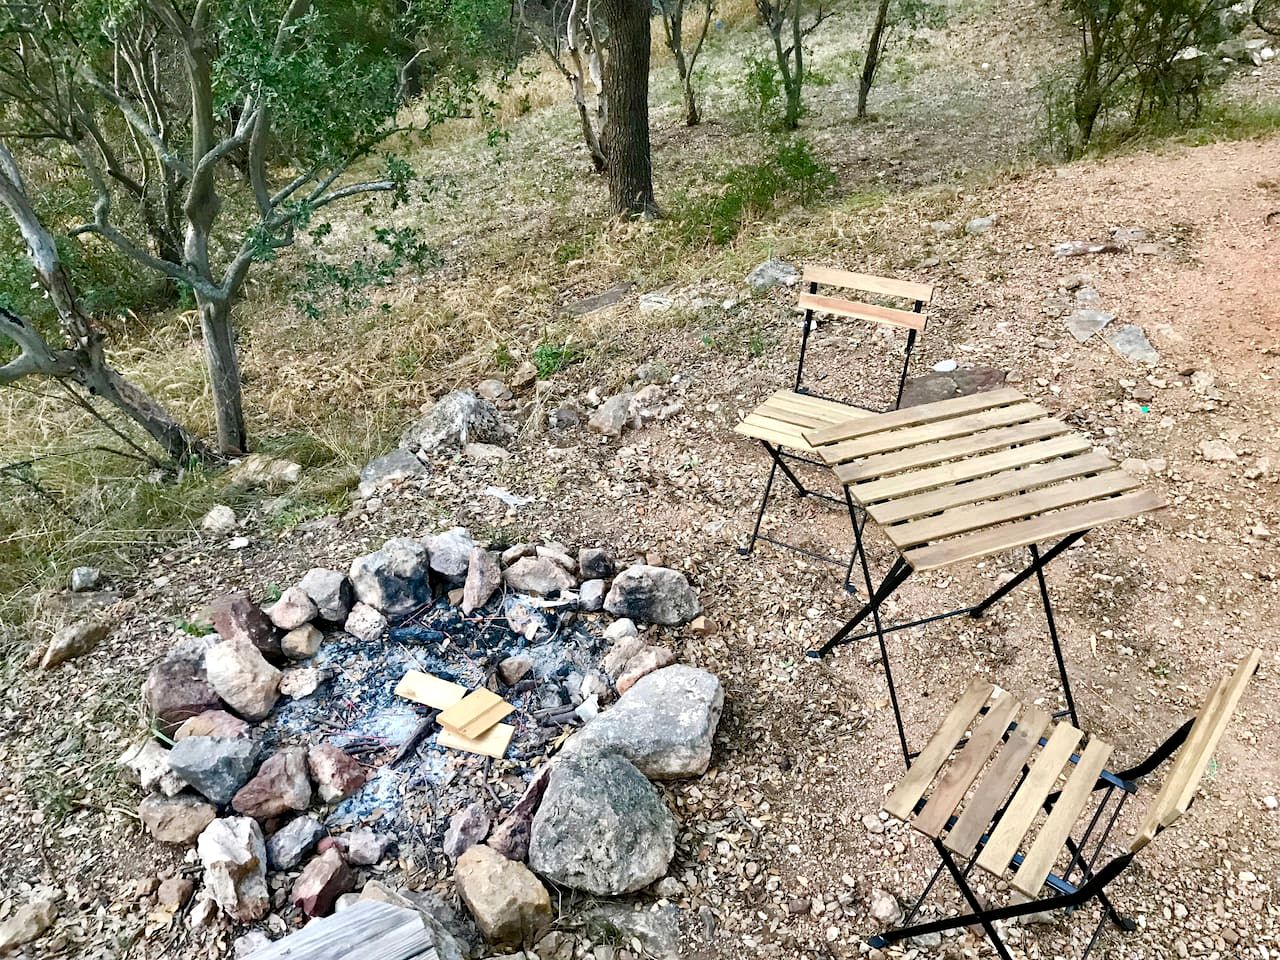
[
  {"x1": 1130, "y1": 648, "x2": 1263, "y2": 851},
  {"x1": 794, "y1": 266, "x2": 936, "y2": 407},
  {"x1": 799, "y1": 265, "x2": 934, "y2": 333}
]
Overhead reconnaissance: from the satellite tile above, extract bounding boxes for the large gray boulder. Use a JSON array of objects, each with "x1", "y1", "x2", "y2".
[
  {"x1": 565, "y1": 665, "x2": 723, "y2": 779},
  {"x1": 400, "y1": 390, "x2": 506, "y2": 455},
  {"x1": 604, "y1": 565, "x2": 700, "y2": 626},
  {"x1": 168, "y1": 736, "x2": 262, "y2": 806},
  {"x1": 528, "y1": 754, "x2": 675, "y2": 896},
  {"x1": 349, "y1": 538, "x2": 432, "y2": 618},
  {"x1": 298, "y1": 568, "x2": 353, "y2": 622},
  {"x1": 503, "y1": 557, "x2": 573, "y2": 597},
  {"x1": 204, "y1": 639, "x2": 281, "y2": 721}
]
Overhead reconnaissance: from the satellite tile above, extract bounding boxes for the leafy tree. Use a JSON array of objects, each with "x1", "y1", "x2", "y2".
[
  {"x1": 0, "y1": 0, "x2": 488, "y2": 457},
  {"x1": 857, "y1": 0, "x2": 944, "y2": 118},
  {"x1": 754, "y1": 0, "x2": 833, "y2": 129},
  {"x1": 1062, "y1": 0, "x2": 1235, "y2": 153},
  {"x1": 658, "y1": 0, "x2": 715, "y2": 125}
]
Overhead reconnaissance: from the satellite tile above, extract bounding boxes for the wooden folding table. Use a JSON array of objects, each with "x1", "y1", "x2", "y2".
[{"x1": 802, "y1": 387, "x2": 1165, "y2": 761}]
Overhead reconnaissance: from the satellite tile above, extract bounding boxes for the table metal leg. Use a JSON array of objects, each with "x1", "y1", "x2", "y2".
[{"x1": 1031, "y1": 542, "x2": 1079, "y2": 727}]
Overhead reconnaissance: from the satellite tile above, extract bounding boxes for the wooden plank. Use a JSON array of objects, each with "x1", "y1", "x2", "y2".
[
  {"x1": 847, "y1": 435, "x2": 1094, "y2": 505},
  {"x1": 835, "y1": 419, "x2": 1073, "y2": 482},
  {"x1": 797, "y1": 292, "x2": 927, "y2": 332},
  {"x1": 904, "y1": 490, "x2": 1166, "y2": 572},
  {"x1": 975, "y1": 723, "x2": 1082, "y2": 879},
  {"x1": 869, "y1": 452, "x2": 1117, "y2": 524},
  {"x1": 734, "y1": 425, "x2": 802, "y2": 448},
  {"x1": 1130, "y1": 648, "x2": 1262, "y2": 851},
  {"x1": 944, "y1": 708, "x2": 1052, "y2": 858},
  {"x1": 803, "y1": 264, "x2": 935, "y2": 304},
  {"x1": 748, "y1": 405, "x2": 828, "y2": 429},
  {"x1": 914, "y1": 694, "x2": 1022, "y2": 837},
  {"x1": 438, "y1": 722, "x2": 514, "y2": 759},
  {"x1": 437, "y1": 688, "x2": 514, "y2": 739},
  {"x1": 394, "y1": 671, "x2": 465, "y2": 711},
  {"x1": 888, "y1": 472, "x2": 1141, "y2": 549},
  {"x1": 819, "y1": 402, "x2": 1048, "y2": 464},
  {"x1": 1012, "y1": 736, "x2": 1114, "y2": 896},
  {"x1": 883, "y1": 680, "x2": 994, "y2": 821},
  {"x1": 806, "y1": 388, "x2": 1027, "y2": 447},
  {"x1": 252, "y1": 901, "x2": 437, "y2": 960}
]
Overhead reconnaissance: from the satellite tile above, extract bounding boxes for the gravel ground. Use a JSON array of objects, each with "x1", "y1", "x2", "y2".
[{"x1": 2, "y1": 122, "x2": 1279, "y2": 960}]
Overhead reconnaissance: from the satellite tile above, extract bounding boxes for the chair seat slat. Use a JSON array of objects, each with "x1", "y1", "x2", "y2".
[
  {"x1": 1012, "y1": 737, "x2": 1114, "y2": 897},
  {"x1": 944, "y1": 707, "x2": 1052, "y2": 858},
  {"x1": 914, "y1": 695, "x2": 1022, "y2": 837},
  {"x1": 975, "y1": 722, "x2": 1082, "y2": 878},
  {"x1": 883, "y1": 680, "x2": 993, "y2": 821}
]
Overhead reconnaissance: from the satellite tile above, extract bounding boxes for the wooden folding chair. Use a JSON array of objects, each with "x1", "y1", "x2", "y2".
[
  {"x1": 735, "y1": 266, "x2": 935, "y2": 585},
  {"x1": 870, "y1": 649, "x2": 1263, "y2": 960}
]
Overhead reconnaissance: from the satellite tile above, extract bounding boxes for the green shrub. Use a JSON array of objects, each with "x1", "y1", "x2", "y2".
[
  {"x1": 532, "y1": 340, "x2": 584, "y2": 377},
  {"x1": 675, "y1": 138, "x2": 836, "y2": 245}
]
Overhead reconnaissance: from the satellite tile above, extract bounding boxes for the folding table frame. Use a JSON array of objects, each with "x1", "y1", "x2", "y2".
[
  {"x1": 802, "y1": 387, "x2": 1165, "y2": 761},
  {"x1": 734, "y1": 267, "x2": 935, "y2": 588},
  {"x1": 870, "y1": 651, "x2": 1261, "y2": 960}
]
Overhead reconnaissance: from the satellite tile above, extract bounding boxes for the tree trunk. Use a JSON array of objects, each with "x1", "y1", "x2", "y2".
[
  {"x1": 683, "y1": 76, "x2": 701, "y2": 126},
  {"x1": 196, "y1": 294, "x2": 248, "y2": 455},
  {"x1": 599, "y1": 0, "x2": 658, "y2": 216},
  {"x1": 80, "y1": 357, "x2": 210, "y2": 463},
  {"x1": 859, "y1": 0, "x2": 892, "y2": 118}
]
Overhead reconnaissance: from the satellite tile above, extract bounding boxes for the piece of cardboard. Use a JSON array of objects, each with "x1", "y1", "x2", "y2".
[
  {"x1": 437, "y1": 688, "x2": 514, "y2": 739},
  {"x1": 438, "y1": 722, "x2": 514, "y2": 759},
  {"x1": 394, "y1": 671, "x2": 466, "y2": 710}
]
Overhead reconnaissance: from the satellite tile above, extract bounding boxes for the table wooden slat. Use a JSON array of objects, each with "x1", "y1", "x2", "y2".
[
  {"x1": 903, "y1": 490, "x2": 1165, "y2": 572},
  {"x1": 817, "y1": 402, "x2": 1048, "y2": 465},
  {"x1": 835, "y1": 419, "x2": 1073, "y2": 484},
  {"x1": 805, "y1": 387, "x2": 1026, "y2": 446},
  {"x1": 847, "y1": 434, "x2": 1093, "y2": 504},
  {"x1": 888, "y1": 471, "x2": 1141, "y2": 549},
  {"x1": 869, "y1": 452, "x2": 1117, "y2": 524}
]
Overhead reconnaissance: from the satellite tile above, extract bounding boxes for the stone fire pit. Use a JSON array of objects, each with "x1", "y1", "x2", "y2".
[{"x1": 121, "y1": 526, "x2": 724, "y2": 957}]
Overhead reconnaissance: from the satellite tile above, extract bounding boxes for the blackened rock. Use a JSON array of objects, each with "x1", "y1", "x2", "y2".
[
  {"x1": 349, "y1": 538, "x2": 432, "y2": 618},
  {"x1": 603, "y1": 565, "x2": 700, "y2": 626}
]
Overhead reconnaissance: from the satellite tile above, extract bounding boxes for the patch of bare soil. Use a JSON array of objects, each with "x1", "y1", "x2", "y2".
[{"x1": 3, "y1": 131, "x2": 1279, "y2": 959}]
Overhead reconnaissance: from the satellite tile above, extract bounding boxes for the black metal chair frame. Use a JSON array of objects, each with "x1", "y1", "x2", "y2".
[
  {"x1": 869, "y1": 712, "x2": 1197, "y2": 960},
  {"x1": 809, "y1": 505, "x2": 1088, "y2": 762},
  {"x1": 738, "y1": 276, "x2": 928, "y2": 590}
]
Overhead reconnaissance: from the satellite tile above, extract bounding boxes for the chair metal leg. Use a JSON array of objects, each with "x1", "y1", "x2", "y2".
[{"x1": 738, "y1": 458, "x2": 779, "y2": 557}]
